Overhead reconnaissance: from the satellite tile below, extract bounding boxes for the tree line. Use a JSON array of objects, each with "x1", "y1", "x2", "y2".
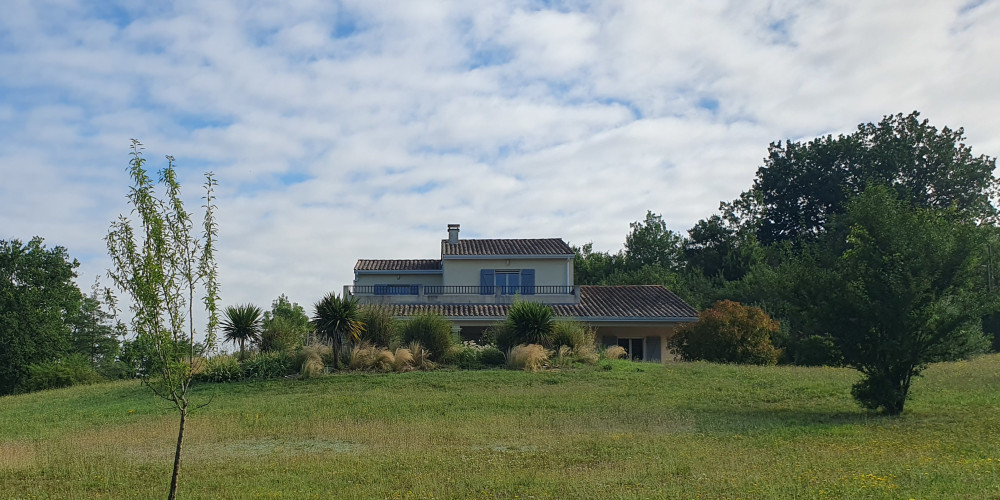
[{"x1": 575, "y1": 111, "x2": 999, "y2": 414}]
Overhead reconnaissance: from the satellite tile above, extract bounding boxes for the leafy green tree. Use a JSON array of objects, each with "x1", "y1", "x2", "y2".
[
  {"x1": 0, "y1": 237, "x2": 83, "y2": 395},
  {"x1": 623, "y1": 211, "x2": 684, "y2": 271},
  {"x1": 684, "y1": 215, "x2": 763, "y2": 282},
  {"x1": 311, "y1": 292, "x2": 363, "y2": 369},
  {"x1": 260, "y1": 294, "x2": 311, "y2": 352},
  {"x1": 826, "y1": 188, "x2": 990, "y2": 414},
  {"x1": 572, "y1": 242, "x2": 624, "y2": 285},
  {"x1": 668, "y1": 300, "x2": 781, "y2": 365},
  {"x1": 221, "y1": 304, "x2": 263, "y2": 359},
  {"x1": 740, "y1": 111, "x2": 998, "y2": 245},
  {"x1": 68, "y1": 280, "x2": 120, "y2": 370},
  {"x1": 105, "y1": 140, "x2": 219, "y2": 500}
]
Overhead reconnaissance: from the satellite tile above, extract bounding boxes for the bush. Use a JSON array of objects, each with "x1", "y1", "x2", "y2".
[
  {"x1": 508, "y1": 344, "x2": 549, "y2": 372},
  {"x1": 401, "y1": 313, "x2": 455, "y2": 361},
  {"x1": 668, "y1": 300, "x2": 781, "y2": 365},
  {"x1": 478, "y1": 346, "x2": 506, "y2": 367},
  {"x1": 20, "y1": 355, "x2": 104, "y2": 392},
  {"x1": 604, "y1": 345, "x2": 627, "y2": 360},
  {"x1": 550, "y1": 320, "x2": 599, "y2": 364},
  {"x1": 259, "y1": 315, "x2": 306, "y2": 353},
  {"x1": 358, "y1": 305, "x2": 401, "y2": 348},
  {"x1": 550, "y1": 320, "x2": 592, "y2": 349},
  {"x1": 448, "y1": 346, "x2": 483, "y2": 370},
  {"x1": 792, "y1": 334, "x2": 843, "y2": 366},
  {"x1": 195, "y1": 354, "x2": 242, "y2": 383},
  {"x1": 503, "y1": 300, "x2": 554, "y2": 350},
  {"x1": 240, "y1": 351, "x2": 295, "y2": 380}
]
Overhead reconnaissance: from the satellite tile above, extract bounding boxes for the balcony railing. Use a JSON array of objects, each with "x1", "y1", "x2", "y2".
[{"x1": 348, "y1": 285, "x2": 575, "y2": 296}]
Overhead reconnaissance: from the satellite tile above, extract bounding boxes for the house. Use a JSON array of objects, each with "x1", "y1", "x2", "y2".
[{"x1": 345, "y1": 224, "x2": 698, "y2": 362}]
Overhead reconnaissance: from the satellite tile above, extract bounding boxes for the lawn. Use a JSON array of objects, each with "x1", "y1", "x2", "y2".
[{"x1": 2, "y1": 355, "x2": 999, "y2": 499}]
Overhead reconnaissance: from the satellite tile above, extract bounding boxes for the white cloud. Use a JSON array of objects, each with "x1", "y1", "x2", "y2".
[{"x1": 1, "y1": 0, "x2": 998, "y2": 328}]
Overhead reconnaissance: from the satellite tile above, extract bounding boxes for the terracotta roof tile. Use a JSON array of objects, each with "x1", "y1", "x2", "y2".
[
  {"x1": 355, "y1": 259, "x2": 442, "y2": 271},
  {"x1": 441, "y1": 238, "x2": 573, "y2": 256},
  {"x1": 385, "y1": 285, "x2": 697, "y2": 321}
]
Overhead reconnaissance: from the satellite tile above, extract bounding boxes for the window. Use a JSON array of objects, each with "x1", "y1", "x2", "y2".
[
  {"x1": 480, "y1": 269, "x2": 535, "y2": 295},
  {"x1": 617, "y1": 338, "x2": 645, "y2": 361}
]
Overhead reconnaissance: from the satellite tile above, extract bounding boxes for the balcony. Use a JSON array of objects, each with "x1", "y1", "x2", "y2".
[{"x1": 344, "y1": 284, "x2": 580, "y2": 305}]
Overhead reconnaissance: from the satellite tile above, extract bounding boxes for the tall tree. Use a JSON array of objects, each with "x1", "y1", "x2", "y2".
[
  {"x1": 0, "y1": 237, "x2": 83, "y2": 394},
  {"x1": 742, "y1": 111, "x2": 998, "y2": 245},
  {"x1": 260, "y1": 293, "x2": 311, "y2": 351},
  {"x1": 827, "y1": 188, "x2": 990, "y2": 414},
  {"x1": 106, "y1": 140, "x2": 219, "y2": 500},
  {"x1": 623, "y1": 210, "x2": 684, "y2": 271},
  {"x1": 68, "y1": 279, "x2": 119, "y2": 368}
]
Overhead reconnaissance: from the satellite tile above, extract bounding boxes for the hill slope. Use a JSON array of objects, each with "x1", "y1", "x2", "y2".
[{"x1": 2, "y1": 356, "x2": 999, "y2": 499}]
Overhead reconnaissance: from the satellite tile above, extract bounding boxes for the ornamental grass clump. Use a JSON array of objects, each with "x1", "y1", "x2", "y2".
[
  {"x1": 604, "y1": 345, "x2": 627, "y2": 360},
  {"x1": 408, "y1": 341, "x2": 436, "y2": 371},
  {"x1": 349, "y1": 343, "x2": 381, "y2": 371},
  {"x1": 358, "y1": 304, "x2": 401, "y2": 348},
  {"x1": 295, "y1": 344, "x2": 331, "y2": 379},
  {"x1": 508, "y1": 344, "x2": 549, "y2": 372},
  {"x1": 392, "y1": 347, "x2": 414, "y2": 372}
]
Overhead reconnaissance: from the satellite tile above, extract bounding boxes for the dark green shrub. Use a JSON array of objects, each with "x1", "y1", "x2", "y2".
[
  {"x1": 20, "y1": 355, "x2": 103, "y2": 392},
  {"x1": 668, "y1": 300, "x2": 781, "y2": 365},
  {"x1": 195, "y1": 355, "x2": 242, "y2": 383},
  {"x1": 358, "y1": 304, "x2": 401, "y2": 348},
  {"x1": 505, "y1": 300, "x2": 554, "y2": 348},
  {"x1": 446, "y1": 347, "x2": 483, "y2": 370},
  {"x1": 259, "y1": 316, "x2": 306, "y2": 353},
  {"x1": 240, "y1": 351, "x2": 295, "y2": 380},
  {"x1": 793, "y1": 335, "x2": 842, "y2": 366},
  {"x1": 478, "y1": 346, "x2": 505, "y2": 367},
  {"x1": 401, "y1": 313, "x2": 455, "y2": 361}
]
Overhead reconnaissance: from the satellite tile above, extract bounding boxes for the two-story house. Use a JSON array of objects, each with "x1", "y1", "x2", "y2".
[{"x1": 345, "y1": 224, "x2": 698, "y2": 362}]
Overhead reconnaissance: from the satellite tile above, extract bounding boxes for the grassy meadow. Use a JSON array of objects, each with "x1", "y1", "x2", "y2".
[{"x1": 2, "y1": 355, "x2": 1000, "y2": 499}]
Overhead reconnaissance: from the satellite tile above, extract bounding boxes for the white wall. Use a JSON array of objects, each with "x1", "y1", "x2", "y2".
[{"x1": 354, "y1": 273, "x2": 443, "y2": 288}]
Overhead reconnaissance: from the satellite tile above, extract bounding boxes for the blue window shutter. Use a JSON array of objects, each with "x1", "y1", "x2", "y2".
[
  {"x1": 480, "y1": 269, "x2": 495, "y2": 295},
  {"x1": 410, "y1": 284, "x2": 419, "y2": 295},
  {"x1": 375, "y1": 284, "x2": 387, "y2": 295},
  {"x1": 520, "y1": 269, "x2": 535, "y2": 295}
]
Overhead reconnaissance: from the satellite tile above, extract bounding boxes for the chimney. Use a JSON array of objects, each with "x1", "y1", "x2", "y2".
[{"x1": 447, "y1": 224, "x2": 460, "y2": 245}]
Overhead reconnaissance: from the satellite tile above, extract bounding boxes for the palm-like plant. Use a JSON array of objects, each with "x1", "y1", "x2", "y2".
[
  {"x1": 312, "y1": 292, "x2": 364, "y2": 369},
  {"x1": 506, "y1": 299, "x2": 554, "y2": 348},
  {"x1": 221, "y1": 303, "x2": 263, "y2": 359}
]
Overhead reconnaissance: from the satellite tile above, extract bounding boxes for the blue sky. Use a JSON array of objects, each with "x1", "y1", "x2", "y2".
[{"x1": 2, "y1": 0, "x2": 999, "y2": 322}]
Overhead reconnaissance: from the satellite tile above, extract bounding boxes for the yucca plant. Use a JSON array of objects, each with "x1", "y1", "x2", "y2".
[
  {"x1": 220, "y1": 303, "x2": 263, "y2": 360},
  {"x1": 312, "y1": 292, "x2": 364, "y2": 370},
  {"x1": 504, "y1": 300, "x2": 554, "y2": 350}
]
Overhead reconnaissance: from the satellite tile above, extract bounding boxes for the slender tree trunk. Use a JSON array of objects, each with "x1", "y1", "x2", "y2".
[{"x1": 168, "y1": 406, "x2": 187, "y2": 500}]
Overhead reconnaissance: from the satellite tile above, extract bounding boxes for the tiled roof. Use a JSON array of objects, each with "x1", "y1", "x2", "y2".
[
  {"x1": 355, "y1": 259, "x2": 442, "y2": 271},
  {"x1": 441, "y1": 238, "x2": 573, "y2": 256},
  {"x1": 387, "y1": 285, "x2": 697, "y2": 320}
]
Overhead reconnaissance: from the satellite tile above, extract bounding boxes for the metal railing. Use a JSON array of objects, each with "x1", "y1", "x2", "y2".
[{"x1": 348, "y1": 285, "x2": 575, "y2": 296}]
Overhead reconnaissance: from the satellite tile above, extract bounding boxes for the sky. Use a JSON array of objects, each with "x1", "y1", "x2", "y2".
[{"x1": 2, "y1": 0, "x2": 999, "y2": 320}]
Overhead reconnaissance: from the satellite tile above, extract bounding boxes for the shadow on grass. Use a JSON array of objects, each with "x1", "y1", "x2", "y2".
[{"x1": 686, "y1": 407, "x2": 888, "y2": 435}]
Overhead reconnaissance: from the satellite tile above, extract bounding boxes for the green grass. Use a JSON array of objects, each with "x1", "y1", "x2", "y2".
[{"x1": 2, "y1": 356, "x2": 1000, "y2": 499}]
